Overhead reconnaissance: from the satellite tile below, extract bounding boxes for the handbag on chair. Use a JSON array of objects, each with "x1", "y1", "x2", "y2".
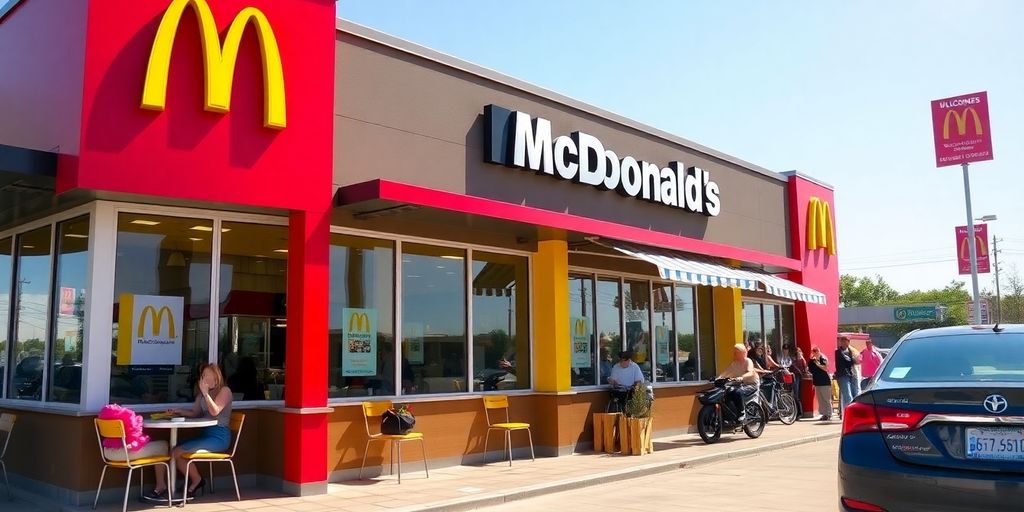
[{"x1": 381, "y1": 406, "x2": 415, "y2": 435}]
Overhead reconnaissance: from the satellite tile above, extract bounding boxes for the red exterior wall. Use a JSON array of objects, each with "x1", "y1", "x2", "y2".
[{"x1": 787, "y1": 174, "x2": 840, "y2": 415}]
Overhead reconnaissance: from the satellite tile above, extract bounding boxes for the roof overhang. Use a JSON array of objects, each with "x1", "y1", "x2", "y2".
[{"x1": 335, "y1": 179, "x2": 801, "y2": 272}]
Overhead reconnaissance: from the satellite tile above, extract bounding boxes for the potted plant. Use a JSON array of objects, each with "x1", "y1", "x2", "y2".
[{"x1": 619, "y1": 384, "x2": 654, "y2": 455}]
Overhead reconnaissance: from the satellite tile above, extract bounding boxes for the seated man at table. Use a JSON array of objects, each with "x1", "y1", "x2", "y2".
[
  {"x1": 146, "y1": 363, "x2": 233, "y2": 502},
  {"x1": 607, "y1": 350, "x2": 645, "y2": 412}
]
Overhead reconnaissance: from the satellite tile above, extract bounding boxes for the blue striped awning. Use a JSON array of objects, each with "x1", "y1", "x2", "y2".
[{"x1": 607, "y1": 242, "x2": 826, "y2": 305}]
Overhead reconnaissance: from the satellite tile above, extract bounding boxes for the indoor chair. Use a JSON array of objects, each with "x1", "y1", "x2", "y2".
[
  {"x1": 359, "y1": 401, "x2": 428, "y2": 483},
  {"x1": 0, "y1": 413, "x2": 15, "y2": 499},
  {"x1": 93, "y1": 418, "x2": 172, "y2": 512},
  {"x1": 482, "y1": 395, "x2": 535, "y2": 466},
  {"x1": 181, "y1": 413, "x2": 245, "y2": 504}
]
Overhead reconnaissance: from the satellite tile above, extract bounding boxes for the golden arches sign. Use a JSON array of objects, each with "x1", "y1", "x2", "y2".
[
  {"x1": 141, "y1": 0, "x2": 287, "y2": 129},
  {"x1": 573, "y1": 318, "x2": 587, "y2": 337},
  {"x1": 806, "y1": 197, "x2": 836, "y2": 255},
  {"x1": 942, "y1": 107, "x2": 983, "y2": 140},
  {"x1": 137, "y1": 305, "x2": 176, "y2": 338},
  {"x1": 349, "y1": 312, "x2": 371, "y2": 333},
  {"x1": 959, "y1": 235, "x2": 988, "y2": 259}
]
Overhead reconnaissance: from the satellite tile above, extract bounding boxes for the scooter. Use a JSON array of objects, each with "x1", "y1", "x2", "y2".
[{"x1": 695, "y1": 378, "x2": 767, "y2": 444}]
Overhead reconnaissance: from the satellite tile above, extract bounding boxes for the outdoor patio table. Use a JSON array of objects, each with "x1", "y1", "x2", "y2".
[{"x1": 143, "y1": 418, "x2": 217, "y2": 503}]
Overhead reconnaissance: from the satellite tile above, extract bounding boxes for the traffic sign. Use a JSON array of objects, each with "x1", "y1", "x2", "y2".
[{"x1": 893, "y1": 306, "x2": 938, "y2": 322}]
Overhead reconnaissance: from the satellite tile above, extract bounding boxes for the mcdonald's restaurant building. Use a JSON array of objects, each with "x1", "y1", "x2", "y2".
[{"x1": 0, "y1": 0, "x2": 838, "y2": 504}]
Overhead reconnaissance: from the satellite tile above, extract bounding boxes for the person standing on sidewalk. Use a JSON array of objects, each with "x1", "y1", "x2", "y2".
[
  {"x1": 808, "y1": 346, "x2": 832, "y2": 421},
  {"x1": 834, "y1": 336, "x2": 862, "y2": 418},
  {"x1": 787, "y1": 346, "x2": 810, "y2": 419},
  {"x1": 859, "y1": 339, "x2": 883, "y2": 389}
]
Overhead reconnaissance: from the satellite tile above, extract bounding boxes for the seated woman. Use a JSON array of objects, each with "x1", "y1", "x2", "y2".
[{"x1": 146, "y1": 363, "x2": 233, "y2": 501}]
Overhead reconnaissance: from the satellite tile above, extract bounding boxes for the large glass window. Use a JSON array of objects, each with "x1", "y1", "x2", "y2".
[
  {"x1": 764, "y1": 304, "x2": 781, "y2": 358},
  {"x1": 652, "y1": 283, "x2": 674, "y2": 382},
  {"x1": 217, "y1": 222, "x2": 288, "y2": 401},
  {"x1": 568, "y1": 274, "x2": 596, "y2": 386},
  {"x1": 472, "y1": 252, "x2": 529, "y2": 392},
  {"x1": 401, "y1": 244, "x2": 466, "y2": 395},
  {"x1": 111, "y1": 214, "x2": 213, "y2": 404},
  {"x1": 780, "y1": 304, "x2": 797, "y2": 357},
  {"x1": 0, "y1": 237, "x2": 11, "y2": 398},
  {"x1": 48, "y1": 216, "x2": 89, "y2": 403},
  {"x1": 743, "y1": 302, "x2": 763, "y2": 346},
  {"x1": 328, "y1": 234, "x2": 395, "y2": 398},
  {"x1": 9, "y1": 227, "x2": 52, "y2": 401},
  {"x1": 673, "y1": 286, "x2": 698, "y2": 381},
  {"x1": 596, "y1": 278, "x2": 622, "y2": 385},
  {"x1": 624, "y1": 280, "x2": 651, "y2": 381}
]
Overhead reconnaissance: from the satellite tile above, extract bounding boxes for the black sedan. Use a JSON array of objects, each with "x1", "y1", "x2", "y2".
[{"x1": 839, "y1": 325, "x2": 1024, "y2": 512}]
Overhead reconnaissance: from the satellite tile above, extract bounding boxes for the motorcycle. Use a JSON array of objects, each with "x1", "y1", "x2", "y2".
[{"x1": 695, "y1": 378, "x2": 767, "y2": 444}]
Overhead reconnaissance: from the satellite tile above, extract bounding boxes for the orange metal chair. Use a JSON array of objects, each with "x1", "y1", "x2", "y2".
[
  {"x1": 93, "y1": 418, "x2": 172, "y2": 512},
  {"x1": 180, "y1": 413, "x2": 245, "y2": 504},
  {"x1": 1, "y1": 413, "x2": 15, "y2": 499},
  {"x1": 358, "y1": 401, "x2": 428, "y2": 483},
  {"x1": 482, "y1": 395, "x2": 534, "y2": 466}
]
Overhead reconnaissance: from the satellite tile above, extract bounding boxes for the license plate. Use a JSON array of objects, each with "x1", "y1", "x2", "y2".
[{"x1": 966, "y1": 427, "x2": 1024, "y2": 461}]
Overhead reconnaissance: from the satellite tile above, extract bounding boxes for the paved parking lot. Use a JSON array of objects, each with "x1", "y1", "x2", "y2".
[{"x1": 479, "y1": 437, "x2": 840, "y2": 512}]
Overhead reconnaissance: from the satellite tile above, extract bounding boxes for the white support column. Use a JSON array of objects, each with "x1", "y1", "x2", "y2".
[{"x1": 82, "y1": 202, "x2": 116, "y2": 412}]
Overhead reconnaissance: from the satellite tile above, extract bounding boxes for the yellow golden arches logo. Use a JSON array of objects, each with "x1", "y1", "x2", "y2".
[
  {"x1": 807, "y1": 197, "x2": 836, "y2": 255},
  {"x1": 573, "y1": 318, "x2": 587, "y2": 337},
  {"x1": 959, "y1": 235, "x2": 988, "y2": 259},
  {"x1": 942, "y1": 108, "x2": 983, "y2": 140},
  {"x1": 349, "y1": 312, "x2": 371, "y2": 333},
  {"x1": 141, "y1": 0, "x2": 286, "y2": 129},
  {"x1": 137, "y1": 305, "x2": 177, "y2": 338}
]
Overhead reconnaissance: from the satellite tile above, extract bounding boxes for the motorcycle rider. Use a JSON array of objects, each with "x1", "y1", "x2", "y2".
[{"x1": 717, "y1": 344, "x2": 760, "y2": 421}]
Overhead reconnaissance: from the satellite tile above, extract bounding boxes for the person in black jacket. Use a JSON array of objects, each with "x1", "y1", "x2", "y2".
[{"x1": 808, "y1": 346, "x2": 833, "y2": 421}]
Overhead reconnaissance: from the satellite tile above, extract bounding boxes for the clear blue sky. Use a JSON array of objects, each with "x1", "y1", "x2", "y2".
[{"x1": 337, "y1": 1, "x2": 1024, "y2": 295}]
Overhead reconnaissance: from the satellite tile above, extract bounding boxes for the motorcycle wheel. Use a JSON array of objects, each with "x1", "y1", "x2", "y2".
[
  {"x1": 777, "y1": 392, "x2": 798, "y2": 425},
  {"x1": 742, "y1": 401, "x2": 767, "y2": 438},
  {"x1": 697, "y1": 405, "x2": 722, "y2": 444}
]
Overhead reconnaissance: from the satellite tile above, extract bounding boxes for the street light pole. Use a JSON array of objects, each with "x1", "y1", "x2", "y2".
[
  {"x1": 962, "y1": 163, "x2": 982, "y2": 324},
  {"x1": 993, "y1": 236, "x2": 1002, "y2": 323}
]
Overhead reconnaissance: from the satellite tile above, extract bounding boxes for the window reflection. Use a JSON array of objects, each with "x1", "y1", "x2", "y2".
[
  {"x1": 472, "y1": 252, "x2": 529, "y2": 392},
  {"x1": 743, "y1": 303, "x2": 763, "y2": 345},
  {"x1": 673, "y1": 286, "x2": 698, "y2": 381},
  {"x1": 111, "y1": 214, "x2": 212, "y2": 404},
  {"x1": 624, "y1": 280, "x2": 651, "y2": 382},
  {"x1": 217, "y1": 222, "x2": 288, "y2": 401},
  {"x1": 49, "y1": 216, "x2": 89, "y2": 403},
  {"x1": 401, "y1": 244, "x2": 466, "y2": 394},
  {"x1": 9, "y1": 226, "x2": 52, "y2": 401},
  {"x1": 328, "y1": 234, "x2": 395, "y2": 398},
  {"x1": 568, "y1": 274, "x2": 595, "y2": 386},
  {"x1": 596, "y1": 278, "x2": 621, "y2": 385},
  {"x1": 0, "y1": 238, "x2": 11, "y2": 397},
  {"x1": 652, "y1": 283, "x2": 674, "y2": 382}
]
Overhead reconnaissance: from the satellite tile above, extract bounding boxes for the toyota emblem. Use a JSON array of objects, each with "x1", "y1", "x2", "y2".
[{"x1": 983, "y1": 394, "x2": 1009, "y2": 414}]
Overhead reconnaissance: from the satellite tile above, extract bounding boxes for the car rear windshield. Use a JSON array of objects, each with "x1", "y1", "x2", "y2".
[{"x1": 880, "y1": 333, "x2": 1024, "y2": 382}]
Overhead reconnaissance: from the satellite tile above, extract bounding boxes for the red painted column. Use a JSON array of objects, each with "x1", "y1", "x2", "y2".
[
  {"x1": 282, "y1": 208, "x2": 331, "y2": 494},
  {"x1": 786, "y1": 173, "x2": 840, "y2": 417}
]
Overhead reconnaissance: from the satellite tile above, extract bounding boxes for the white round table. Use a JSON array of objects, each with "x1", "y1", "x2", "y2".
[{"x1": 143, "y1": 418, "x2": 217, "y2": 501}]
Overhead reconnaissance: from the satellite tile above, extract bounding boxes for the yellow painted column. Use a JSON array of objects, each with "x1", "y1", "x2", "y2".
[
  {"x1": 532, "y1": 238, "x2": 571, "y2": 392},
  {"x1": 713, "y1": 287, "x2": 743, "y2": 373}
]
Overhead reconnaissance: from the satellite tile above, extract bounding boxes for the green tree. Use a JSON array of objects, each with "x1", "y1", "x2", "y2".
[{"x1": 839, "y1": 274, "x2": 900, "y2": 307}]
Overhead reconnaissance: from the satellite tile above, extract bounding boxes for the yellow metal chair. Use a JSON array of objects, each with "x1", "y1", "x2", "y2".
[
  {"x1": 1, "y1": 413, "x2": 15, "y2": 499},
  {"x1": 181, "y1": 413, "x2": 245, "y2": 504},
  {"x1": 358, "y1": 401, "x2": 428, "y2": 483},
  {"x1": 482, "y1": 395, "x2": 534, "y2": 466},
  {"x1": 93, "y1": 418, "x2": 172, "y2": 512}
]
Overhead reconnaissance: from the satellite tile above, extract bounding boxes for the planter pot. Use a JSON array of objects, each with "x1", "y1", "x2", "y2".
[
  {"x1": 592, "y1": 412, "x2": 621, "y2": 453},
  {"x1": 617, "y1": 416, "x2": 654, "y2": 456}
]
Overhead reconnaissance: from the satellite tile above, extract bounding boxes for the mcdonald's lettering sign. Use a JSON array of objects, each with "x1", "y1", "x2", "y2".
[
  {"x1": 806, "y1": 197, "x2": 836, "y2": 255},
  {"x1": 117, "y1": 294, "x2": 185, "y2": 365},
  {"x1": 955, "y1": 224, "x2": 991, "y2": 275},
  {"x1": 141, "y1": 0, "x2": 287, "y2": 129},
  {"x1": 931, "y1": 92, "x2": 993, "y2": 167}
]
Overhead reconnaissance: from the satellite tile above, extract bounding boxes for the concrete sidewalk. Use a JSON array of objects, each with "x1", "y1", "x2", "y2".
[{"x1": 9, "y1": 419, "x2": 840, "y2": 512}]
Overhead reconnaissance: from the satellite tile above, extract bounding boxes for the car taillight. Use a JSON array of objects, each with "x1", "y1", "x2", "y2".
[
  {"x1": 842, "y1": 402, "x2": 926, "y2": 435},
  {"x1": 842, "y1": 402, "x2": 879, "y2": 435},
  {"x1": 841, "y1": 497, "x2": 887, "y2": 512}
]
